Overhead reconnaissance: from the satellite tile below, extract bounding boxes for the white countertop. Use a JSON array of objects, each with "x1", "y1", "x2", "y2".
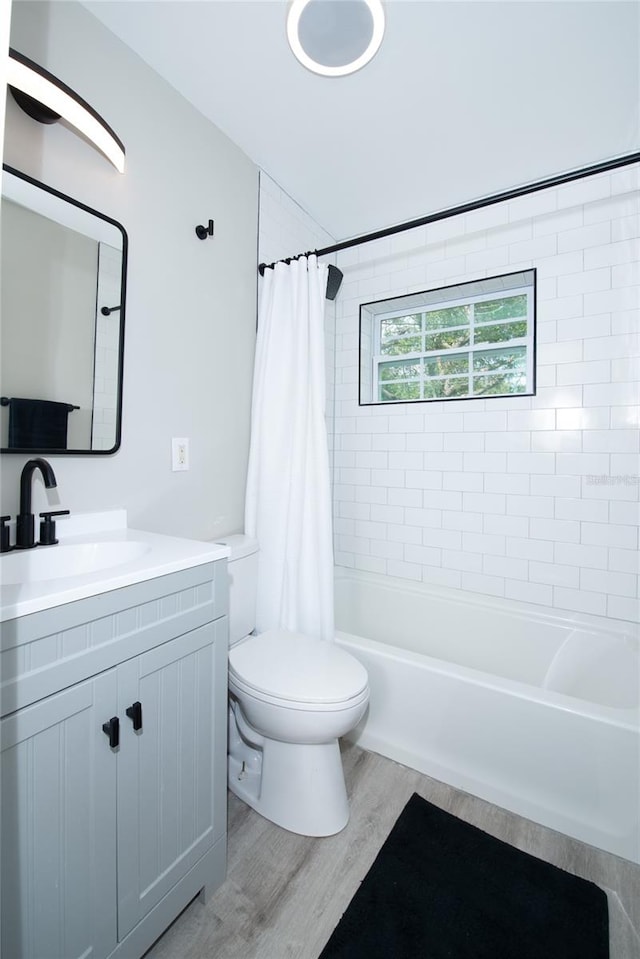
[{"x1": 0, "y1": 510, "x2": 230, "y2": 621}]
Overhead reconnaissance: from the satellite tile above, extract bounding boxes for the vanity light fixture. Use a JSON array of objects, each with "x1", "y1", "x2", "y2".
[
  {"x1": 286, "y1": 0, "x2": 385, "y2": 77},
  {"x1": 7, "y1": 48, "x2": 126, "y2": 174}
]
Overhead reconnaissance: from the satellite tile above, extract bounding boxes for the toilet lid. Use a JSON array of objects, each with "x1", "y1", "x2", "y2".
[{"x1": 229, "y1": 629, "x2": 368, "y2": 705}]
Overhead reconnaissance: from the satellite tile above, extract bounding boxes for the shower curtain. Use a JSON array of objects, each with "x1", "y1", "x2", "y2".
[{"x1": 245, "y1": 254, "x2": 334, "y2": 643}]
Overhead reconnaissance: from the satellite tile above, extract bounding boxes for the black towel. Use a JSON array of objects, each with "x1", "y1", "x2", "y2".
[{"x1": 7, "y1": 398, "x2": 75, "y2": 449}]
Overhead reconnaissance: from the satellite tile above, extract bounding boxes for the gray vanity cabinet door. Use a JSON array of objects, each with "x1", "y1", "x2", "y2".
[
  {"x1": 116, "y1": 623, "x2": 220, "y2": 939},
  {"x1": 1, "y1": 670, "x2": 118, "y2": 959}
]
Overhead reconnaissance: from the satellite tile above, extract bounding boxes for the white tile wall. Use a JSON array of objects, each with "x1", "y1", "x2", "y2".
[
  {"x1": 332, "y1": 163, "x2": 640, "y2": 624},
  {"x1": 258, "y1": 163, "x2": 639, "y2": 625},
  {"x1": 258, "y1": 172, "x2": 335, "y2": 267}
]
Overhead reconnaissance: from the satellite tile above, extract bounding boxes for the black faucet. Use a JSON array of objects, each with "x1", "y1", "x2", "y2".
[{"x1": 15, "y1": 458, "x2": 58, "y2": 550}]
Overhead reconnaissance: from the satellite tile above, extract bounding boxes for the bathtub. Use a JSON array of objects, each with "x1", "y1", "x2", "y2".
[{"x1": 334, "y1": 567, "x2": 640, "y2": 864}]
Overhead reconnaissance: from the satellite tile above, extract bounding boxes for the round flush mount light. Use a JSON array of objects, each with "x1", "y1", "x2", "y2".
[{"x1": 287, "y1": 0, "x2": 385, "y2": 77}]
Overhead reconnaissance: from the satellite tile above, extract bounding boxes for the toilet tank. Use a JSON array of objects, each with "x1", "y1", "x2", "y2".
[{"x1": 215, "y1": 534, "x2": 259, "y2": 646}]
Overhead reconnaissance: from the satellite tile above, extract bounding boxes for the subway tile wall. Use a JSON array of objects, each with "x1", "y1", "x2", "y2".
[
  {"x1": 259, "y1": 164, "x2": 639, "y2": 624},
  {"x1": 332, "y1": 164, "x2": 639, "y2": 623},
  {"x1": 258, "y1": 171, "x2": 335, "y2": 270}
]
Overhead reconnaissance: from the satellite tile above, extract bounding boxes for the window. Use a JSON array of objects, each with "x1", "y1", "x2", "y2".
[{"x1": 359, "y1": 271, "x2": 536, "y2": 405}]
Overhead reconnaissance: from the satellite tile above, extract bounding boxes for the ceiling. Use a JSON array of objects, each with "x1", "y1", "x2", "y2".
[{"x1": 84, "y1": 0, "x2": 639, "y2": 242}]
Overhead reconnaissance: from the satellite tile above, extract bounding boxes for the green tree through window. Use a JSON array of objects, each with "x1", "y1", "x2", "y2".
[{"x1": 366, "y1": 274, "x2": 535, "y2": 404}]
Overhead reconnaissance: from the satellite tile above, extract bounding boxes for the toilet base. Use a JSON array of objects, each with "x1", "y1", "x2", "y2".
[{"x1": 228, "y1": 704, "x2": 350, "y2": 836}]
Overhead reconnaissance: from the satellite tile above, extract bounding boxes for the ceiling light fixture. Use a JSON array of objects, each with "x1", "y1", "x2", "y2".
[
  {"x1": 7, "y1": 48, "x2": 126, "y2": 174},
  {"x1": 287, "y1": 0, "x2": 385, "y2": 77}
]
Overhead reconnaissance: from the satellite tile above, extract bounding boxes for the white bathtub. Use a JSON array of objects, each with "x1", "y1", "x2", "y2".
[{"x1": 334, "y1": 567, "x2": 640, "y2": 864}]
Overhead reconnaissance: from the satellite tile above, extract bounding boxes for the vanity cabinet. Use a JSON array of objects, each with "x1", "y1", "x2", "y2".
[
  {"x1": 2, "y1": 670, "x2": 118, "y2": 959},
  {"x1": 1, "y1": 560, "x2": 228, "y2": 959}
]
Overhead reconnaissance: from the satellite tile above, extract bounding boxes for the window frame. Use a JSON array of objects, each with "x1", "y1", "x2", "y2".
[{"x1": 359, "y1": 270, "x2": 537, "y2": 406}]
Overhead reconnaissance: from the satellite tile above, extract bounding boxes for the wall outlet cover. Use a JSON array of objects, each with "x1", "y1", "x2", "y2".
[{"x1": 172, "y1": 437, "x2": 190, "y2": 471}]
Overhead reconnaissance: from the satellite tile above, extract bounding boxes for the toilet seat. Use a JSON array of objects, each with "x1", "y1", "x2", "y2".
[{"x1": 229, "y1": 628, "x2": 369, "y2": 707}]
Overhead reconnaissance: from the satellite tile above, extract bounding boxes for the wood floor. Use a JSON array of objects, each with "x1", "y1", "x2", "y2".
[{"x1": 144, "y1": 743, "x2": 640, "y2": 959}]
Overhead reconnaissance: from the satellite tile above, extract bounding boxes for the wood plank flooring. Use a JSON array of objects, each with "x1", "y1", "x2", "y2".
[{"x1": 144, "y1": 743, "x2": 640, "y2": 959}]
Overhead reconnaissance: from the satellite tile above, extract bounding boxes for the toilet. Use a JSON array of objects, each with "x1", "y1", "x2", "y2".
[{"x1": 219, "y1": 534, "x2": 369, "y2": 837}]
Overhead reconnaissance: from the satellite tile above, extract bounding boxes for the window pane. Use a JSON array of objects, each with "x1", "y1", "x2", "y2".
[
  {"x1": 379, "y1": 359, "x2": 421, "y2": 380},
  {"x1": 424, "y1": 305, "x2": 470, "y2": 331},
  {"x1": 423, "y1": 377, "x2": 469, "y2": 399},
  {"x1": 475, "y1": 294, "x2": 527, "y2": 323},
  {"x1": 424, "y1": 354, "x2": 470, "y2": 376},
  {"x1": 364, "y1": 272, "x2": 534, "y2": 405},
  {"x1": 474, "y1": 320, "x2": 527, "y2": 344},
  {"x1": 425, "y1": 329, "x2": 470, "y2": 351},
  {"x1": 473, "y1": 346, "x2": 526, "y2": 373},
  {"x1": 381, "y1": 314, "x2": 421, "y2": 343},
  {"x1": 380, "y1": 335, "x2": 421, "y2": 356},
  {"x1": 379, "y1": 381, "x2": 421, "y2": 401},
  {"x1": 473, "y1": 373, "x2": 527, "y2": 395}
]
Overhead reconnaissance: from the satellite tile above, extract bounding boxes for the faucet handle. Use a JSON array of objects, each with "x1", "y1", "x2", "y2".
[
  {"x1": 39, "y1": 509, "x2": 70, "y2": 546},
  {"x1": 0, "y1": 516, "x2": 12, "y2": 553}
]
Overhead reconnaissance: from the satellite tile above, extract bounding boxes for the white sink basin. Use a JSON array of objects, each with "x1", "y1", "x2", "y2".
[
  {"x1": 1, "y1": 541, "x2": 151, "y2": 584},
  {"x1": 0, "y1": 512, "x2": 230, "y2": 622}
]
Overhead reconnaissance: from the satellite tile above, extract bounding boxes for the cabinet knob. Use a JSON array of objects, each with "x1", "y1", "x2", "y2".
[
  {"x1": 126, "y1": 701, "x2": 143, "y2": 731},
  {"x1": 102, "y1": 716, "x2": 120, "y2": 748}
]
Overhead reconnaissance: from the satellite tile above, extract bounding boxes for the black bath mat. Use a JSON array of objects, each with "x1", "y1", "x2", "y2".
[{"x1": 320, "y1": 793, "x2": 609, "y2": 959}]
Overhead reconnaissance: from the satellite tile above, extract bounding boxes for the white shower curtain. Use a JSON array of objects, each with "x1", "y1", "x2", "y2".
[{"x1": 245, "y1": 254, "x2": 334, "y2": 643}]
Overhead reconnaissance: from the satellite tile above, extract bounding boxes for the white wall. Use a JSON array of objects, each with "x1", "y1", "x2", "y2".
[
  {"x1": 0, "y1": 2, "x2": 10, "y2": 164},
  {"x1": 2, "y1": 1, "x2": 259, "y2": 540},
  {"x1": 333, "y1": 164, "x2": 640, "y2": 624}
]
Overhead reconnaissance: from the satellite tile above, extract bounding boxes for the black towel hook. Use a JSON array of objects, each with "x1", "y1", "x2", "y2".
[{"x1": 195, "y1": 219, "x2": 214, "y2": 240}]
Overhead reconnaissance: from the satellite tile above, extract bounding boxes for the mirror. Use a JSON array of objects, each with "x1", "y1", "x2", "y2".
[{"x1": 1, "y1": 165, "x2": 127, "y2": 454}]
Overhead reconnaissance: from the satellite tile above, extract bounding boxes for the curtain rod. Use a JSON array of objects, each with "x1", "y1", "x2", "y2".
[{"x1": 258, "y1": 152, "x2": 640, "y2": 276}]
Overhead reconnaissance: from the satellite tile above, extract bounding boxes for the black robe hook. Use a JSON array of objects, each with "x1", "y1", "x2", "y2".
[{"x1": 195, "y1": 219, "x2": 214, "y2": 240}]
